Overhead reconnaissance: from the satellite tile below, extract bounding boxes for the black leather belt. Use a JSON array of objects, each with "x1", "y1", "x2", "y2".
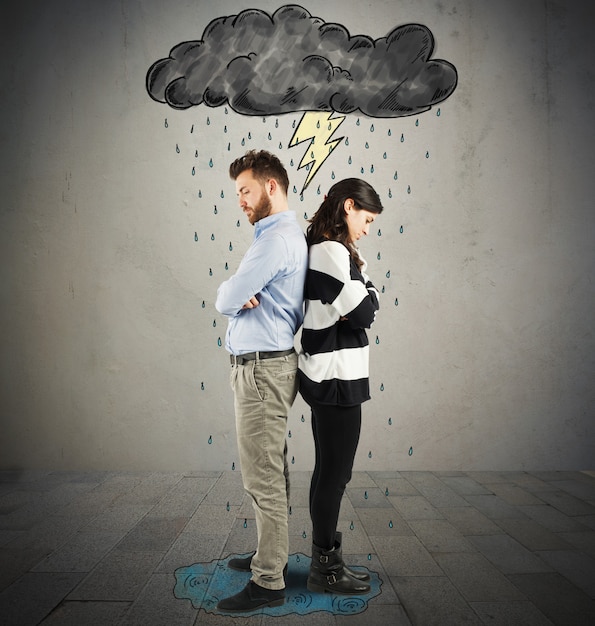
[{"x1": 230, "y1": 349, "x2": 295, "y2": 366}]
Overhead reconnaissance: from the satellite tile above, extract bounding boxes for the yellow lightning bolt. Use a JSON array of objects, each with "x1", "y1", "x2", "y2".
[{"x1": 289, "y1": 111, "x2": 346, "y2": 192}]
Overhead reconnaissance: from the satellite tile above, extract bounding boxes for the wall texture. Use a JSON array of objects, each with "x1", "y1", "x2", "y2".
[{"x1": 1, "y1": 0, "x2": 593, "y2": 472}]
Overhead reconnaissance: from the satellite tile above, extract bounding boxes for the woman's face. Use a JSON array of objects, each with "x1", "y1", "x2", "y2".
[{"x1": 344, "y1": 199, "x2": 377, "y2": 243}]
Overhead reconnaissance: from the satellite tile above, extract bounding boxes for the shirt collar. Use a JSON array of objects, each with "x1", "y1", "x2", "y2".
[{"x1": 254, "y1": 210, "x2": 296, "y2": 237}]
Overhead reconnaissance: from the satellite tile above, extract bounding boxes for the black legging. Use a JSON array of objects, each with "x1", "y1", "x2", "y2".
[{"x1": 309, "y1": 401, "x2": 362, "y2": 550}]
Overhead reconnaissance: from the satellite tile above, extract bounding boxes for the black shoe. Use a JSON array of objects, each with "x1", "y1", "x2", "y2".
[
  {"x1": 307, "y1": 541, "x2": 371, "y2": 595},
  {"x1": 228, "y1": 552, "x2": 255, "y2": 571},
  {"x1": 228, "y1": 552, "x2": 288, "y2": 580},
  {"x1": 217, "y1": 580, "x2": 285, "y2": 612}
]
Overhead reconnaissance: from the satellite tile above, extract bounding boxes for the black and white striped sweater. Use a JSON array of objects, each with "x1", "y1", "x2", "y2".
[{"x1": 298, "y1": 239, "x2": 380, "y2": 407}]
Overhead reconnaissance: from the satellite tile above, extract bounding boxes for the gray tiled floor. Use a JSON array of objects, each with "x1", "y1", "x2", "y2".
[{"x1": 1, "y1": 469, "x2": 595, "y2": 625}]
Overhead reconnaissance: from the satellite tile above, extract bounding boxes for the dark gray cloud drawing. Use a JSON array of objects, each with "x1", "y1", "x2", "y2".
[{"x1": 146, "y1": 4, "x2": 458, "y2": 118}]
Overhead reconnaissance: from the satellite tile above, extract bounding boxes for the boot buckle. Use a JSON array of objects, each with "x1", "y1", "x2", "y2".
[
  {"x1": 320, "y1": 555, "x2": 329, "y2": 564},
  {"x1": 326, "y1": 573, "x2": 337, "y2": 585}
]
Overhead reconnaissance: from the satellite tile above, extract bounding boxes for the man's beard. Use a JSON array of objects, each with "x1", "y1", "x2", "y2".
[{"x1": 246, "y1": 191, "x2": 272, "y2": 225}]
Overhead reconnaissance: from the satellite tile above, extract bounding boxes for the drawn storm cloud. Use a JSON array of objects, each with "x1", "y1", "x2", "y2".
[{"x1": 146, "y1": 4, "x2": 458, "y2": 118}]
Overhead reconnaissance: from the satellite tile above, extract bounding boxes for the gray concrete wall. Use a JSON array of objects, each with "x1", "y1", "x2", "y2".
[{"x1": 1, "y1": 0, "x2": 593, "y2": 471}]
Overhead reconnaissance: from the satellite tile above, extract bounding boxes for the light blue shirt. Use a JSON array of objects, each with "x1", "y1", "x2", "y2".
[{"x1": 215, "y1": 211, "x2": 307, "y2": 355}]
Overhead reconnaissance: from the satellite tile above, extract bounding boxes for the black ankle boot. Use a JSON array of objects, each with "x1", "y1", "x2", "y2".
[
  {"x1": 307, "y1": 542, "x2": 371, "y2": 595},
  {"x1": 334, "y1": 532, "x2": 371, "y2": 582}
]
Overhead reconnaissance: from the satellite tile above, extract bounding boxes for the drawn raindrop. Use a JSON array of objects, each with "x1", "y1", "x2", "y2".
[
  {"x1": 400, "y1": 225, "x2": 404, "y2": 233},
  {"x1": 368, "y1": 451, "x2": 372, "y2": 459},
  {"x1": 385, "y1": 487, "x2": 389, "y2": 496},
  {"x1": 316, "y1": 185, "x2": 321, "y2": 195},
  {"x1": 425, "y1": 151, "x2": 430, "y2": 159},
  {"x1": 198, "y1": 190, "x2": 202, "y2": 198},
  {"x1": 375, "y1": 336, "x2": 380, "y2": 345},
  {"x1": 209, "y1": 268, "x2": 213, "y2": 276},
  {"x1": 304, "y1": 212, "x2": 308, "y2": 219},
  {"x1": 364, "y1": 491, "x2": 368, "y2": 500},
  {"x1": 409, "y1": 446, "x2": 414, "y2": 456},
  {"x1": 241, "y1": 138, "x2": 246, "y2": 146},
  {"x1": 164, "y1": 118, "x2": 168, "y2": 128},
  {"x1": 209, "y1": 158, "x2": 213, "y2": 168},
  {"x1": 350, "y1": 521, "x2": 355, "y2": 530},
  {"x1": 348, "y1": 155, "x2": 352, "y2": 165},
  {"x1": 236, "y1": 220, "x2": 241, "y2": 227},
  {"x1": 243, "y1": 519, "x2": 247, "y2": 528},
  {"x1": 370, "y1": 165, "x2": 375, "y2": 173},
  {"x1": 275, "y1": 119, "x2": 279, "y2": 128},
  {"x1": 201, "y1": 382, "x2": 205, "y2": 390},
  {"x1": 394, "y1": 171, "x2": 398, "y2": 180},
  {"x1": 365, "y1": 142, "x2": 369, "y2": 149},
  {"x1": 381, "y1": 286, "x2": 385, "y2": 294},
  {"x1": 176, "y1": 143, "x2": 180, "y2": 154},
  {"x1": 279, "y1": 142, "x2": 283, "y2": 150},
  {"x1": 400, "y1": 133, "x2": 405, "y2": 142},
  {"x1": 220, "y1": 190, "x2": 225, "y2": 198},
  {"x1": 194, "y1": 232, "x2": 198, "y2": 242},
  {"x1": 217, "y1": 337, "x2": 222, "y2": 347},
  {"x1": 388, "y1": 189, "x2": 393, "y2": 198},
  {"x1": 377, "y1": 229, "x2": 382, "y2": 236},
  {"x1": 356, "y1": 118, "x2": 361, "y2": 126},
  {"x1": 331, "y1": 171, "x2": 336, "y2": 180},
  {"x1": 232, "y1": 461, "x2": 235, "y2": 470},
  {"x1": 388, "y1": 417, "x2": 392, "y2": 426},
  {"x1": 208, "y1": 435, "x2": 213, "y2": 444},
  {"x1": 388, "y1": 129, "x2": 392, "y2": 136},
  {"x1": 302, "y1": 530, "x2": 307, "y2": 538},
  {"x1": 207, "y1": 117, "x2": 211, "y2": 125},
  {"x1": 212, "y1": 319, "x2": 216, "y2": 327},
  {"x1": 191, "y1": 166, "x2": 195, "y2": 176},
  {"x1": 395, "y1": 298, "x2": 399, "y2": 306},
  {"x1": 226, "y1": 502, "x2": 230, "y2": 511},
  {"x1": 195, "y1": 149, "x2": 198, "y2": 158},
  {"x1": 370, "y1": 124, "x2": 375, "y2": 132},
  {"x1": 407, "y1": 185, "x2": 411, "y2": 194},
  {"x1": 268, "y1": 132, "x2": 272, "y2": 140},
  {"x1": 211, "y1": 233, "x2": 215, "y2": 241},
  {"x1": 301, "y1": 415, "x2": 305, "y2": 422},
  {"x1": 415, "y1": 119, "x2": 419, "y2": 127},
  {"x1": 383, "y1": 152, "x2": 387, "y2": 159},
  {"x1": 296, "y1": 554, "x2": 300, "y2": 562},
  {"x1": 224, "y1": 125, "x2": 227, "y2": 133},
  {"x1": 201, "y1": 300, "x2": 205, "y2": 308},
  {"x1": 360, "y1": 167, "x2": 365, "y2": 174},
  {"x1": 288, "y1": 430, "x2": 292, "y2": 438},
  {"x1": 380, "y1": 383, "x2": 384, "y2": 391},
  {"x1": 291, "y1": 456, "x2": 295, "y2": 464},
  {"x1": 190, "y1": 124, "x2": 194, "y2": 133},
  {"x1": 386, "y1": 270, "x2": 391, "y2": 278},
  {"x1": 368, "y1": 553, "x2": 372, "y2": 561},
  {"x1": 345, "y1": 138, "x2": 349, "y2": 146},
  {"x1": 437, "y1": 108, "x2": 441, "y2": 116},
  {"x1": 289, "y1": 505, "x2": 292, "y2": 515},
  {"x1": 377, "y1": 252, "x2": 381, "y2": 260},
  {"x1": 214, "y1": 206, "x2": 218, "y2": 214},
  {"x1": 389, "y1": 520, "x2": 394, "y2": 528},
  {"x1": 248, "y1": 132, "x2": 252, "y2": 139},
  {"x1": 224, "y1": 262, "x2": 229, "y2": 270},
  {"x1": 229, "y1": 242, "x2": 233, "y2": 251}
]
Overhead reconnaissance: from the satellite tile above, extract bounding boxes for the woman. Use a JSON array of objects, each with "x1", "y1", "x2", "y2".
[{"x1": 298, "y1": 178, "x2": 383, "y2": 595}]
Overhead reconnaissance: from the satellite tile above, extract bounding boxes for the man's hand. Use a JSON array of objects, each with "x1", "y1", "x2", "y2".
[{"x1": 242, "y1": 296, "x2": 260, "y2": 309}]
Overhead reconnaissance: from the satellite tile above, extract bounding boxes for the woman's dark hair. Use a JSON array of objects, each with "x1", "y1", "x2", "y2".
[
  {"x1": 306, "y1": 178, "x2": 383, "y2": 268},
  {"x1": 229, "y1": 149, "x2": 289, "y2": 195}
]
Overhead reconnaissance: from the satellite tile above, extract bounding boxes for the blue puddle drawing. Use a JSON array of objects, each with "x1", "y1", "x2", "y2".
[{"x1": 174, "y1": 552, "x2": 382, "y2": 617}]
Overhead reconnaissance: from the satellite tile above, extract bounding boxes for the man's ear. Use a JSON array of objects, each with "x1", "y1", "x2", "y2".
[{"x1": 267, "y1": 178, "x2": 277, "y2": 196}]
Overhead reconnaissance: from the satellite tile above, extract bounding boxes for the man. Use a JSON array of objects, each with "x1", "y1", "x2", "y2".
[{"x1": 215, "y1": 150, "x2": 307, "y2": 612}]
